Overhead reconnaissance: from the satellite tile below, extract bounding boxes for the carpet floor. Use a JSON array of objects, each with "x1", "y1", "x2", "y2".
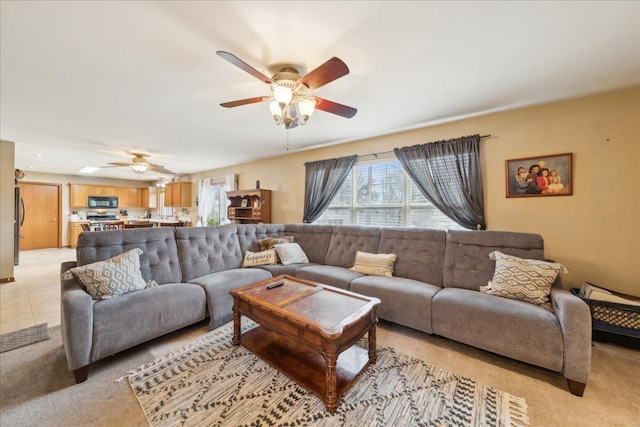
[
  {"x1": 124, "y1": 322, "x2": 528, "y2": 426},
  {"x1": 0, "y1": 320, "x2": 638, "y2": 426}
]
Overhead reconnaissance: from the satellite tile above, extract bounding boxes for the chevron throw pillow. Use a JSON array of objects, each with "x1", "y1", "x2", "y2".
[
  {"x1": 480, "y1": 251, "x2": 569, "y2": 310},
  {"x1": 63, "y1": 248, "x2": 147, "y2": 300}
]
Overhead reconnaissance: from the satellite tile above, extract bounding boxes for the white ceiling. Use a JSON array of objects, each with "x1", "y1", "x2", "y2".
[{"x1": 2, "y1": 1, "x2": 639, "y2": 181}]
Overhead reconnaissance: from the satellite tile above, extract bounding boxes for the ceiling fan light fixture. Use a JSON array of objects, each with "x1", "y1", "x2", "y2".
[
  {"x1": 131, "y1": 162, "x2": 149, "y2": 173},
  {"x1": 273, "y1": 85, "x2": 293, "y2": 105},
  {"x1": 269, "y1": 100, "x2": 283, "y2": 124},
  {"x1": 298, "y1": 98, "x2": 316, "y2": 121}
]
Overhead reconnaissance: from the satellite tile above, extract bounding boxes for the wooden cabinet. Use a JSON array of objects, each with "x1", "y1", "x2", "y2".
[
  {"x1": 227, "y1": 189, "x2": 271, "y2": 224},
  {"x1": 70, "y1": 184, "x2": 90, "y2": 207},
  {"x1": 69, "y1": 222, "x2": 90, "y2": 248},
  {"x1": 118, "y1": 187, "x2": 130, "y2": 207},
  {"x1": 142, "y1": 186, "x2": 158, "y2": 209},
  {"x1": 165, "y1": 182, "x2": 192, "y2": 207},
  {"x1": 129, "y1": 188, "x2": 143, "y2": 208},
  {"x1": 88, "y1": 185, "x2": 118, "y2": 197}
]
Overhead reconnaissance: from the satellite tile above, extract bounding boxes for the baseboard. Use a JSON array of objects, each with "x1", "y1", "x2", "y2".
[{"x1": 0, "y1": 277, "x2": 16, "y2": 284}]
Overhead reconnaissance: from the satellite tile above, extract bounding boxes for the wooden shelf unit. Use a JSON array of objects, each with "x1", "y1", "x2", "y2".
[{"x1": 227, "y1": 189, "x2": 271, "y2": 224}]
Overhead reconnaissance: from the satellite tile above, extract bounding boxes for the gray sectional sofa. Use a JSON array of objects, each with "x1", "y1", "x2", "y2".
[{"x1": 60, "y1": 223, "x2": 591, "y2": 396}]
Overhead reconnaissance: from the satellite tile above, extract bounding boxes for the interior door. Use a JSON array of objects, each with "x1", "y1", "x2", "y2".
[{"x1": 19, "y1": 182, "x2": 62, "y2": 250}]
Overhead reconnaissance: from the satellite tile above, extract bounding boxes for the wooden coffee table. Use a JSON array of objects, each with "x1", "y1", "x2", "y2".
[{"x1": 230, "y1": 275, "x2": 381, "y2": 414}]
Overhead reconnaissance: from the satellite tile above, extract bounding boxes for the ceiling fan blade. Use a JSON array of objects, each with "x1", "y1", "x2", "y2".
[
  {"x1": 314, "y1": 97, "x2": 358, "y2": 118},
  {"x1": 148, "y1": 163, "x2": 176, "y2": 175},
  {"x1": 296, "y1": 57, "x2": 349, "y2": 90},
  {"x1": 216, "y1": 51, "x2": 273, "y2": 85},
  {"x1": 106, "y1": 162, "x2": 133, "y2": 167},
  {"x1": 220, "y1": 96, "x2": 270, "y2": 108}
]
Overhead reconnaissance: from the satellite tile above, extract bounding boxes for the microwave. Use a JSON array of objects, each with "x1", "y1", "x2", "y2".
[{"x1": 88, "y1": 196, "x2": 118, "y2": 208}]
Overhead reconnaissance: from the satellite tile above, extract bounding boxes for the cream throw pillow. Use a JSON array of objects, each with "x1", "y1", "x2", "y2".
[
  {"x1": 61, "y1": 248, "x2": 147, "y2": 300},
  {"x1": 257, "y1": 236, "x2": 294, "y2": 251},
  {"x1": 480, "y1": 251, "x2": 569, "y2": 310},
  {"x1": 350, "y1": 251, "x2": 397, "y2": 277},
  {"x1": 242, "y1": 249, "x2": 277, "y2": 267},
  {"x1": 273, "y1": 243, "x2": 309, "y2": 266}
]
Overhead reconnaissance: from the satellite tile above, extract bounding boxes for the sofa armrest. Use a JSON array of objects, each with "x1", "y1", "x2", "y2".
[
  {"x1": 550, "y1": 287, "x2": 591, "y2": 385},
  {"x1": 60, "y1": 261, "x2": 94, "y2": 372}
]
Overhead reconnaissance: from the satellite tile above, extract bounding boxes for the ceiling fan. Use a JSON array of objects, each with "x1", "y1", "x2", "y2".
[
  {"x1": 102, "y1": 153, "x2": 175, "y2": 175},
  {"x1": 217, "y1": 51, "x2": 357, "y2": 129}
]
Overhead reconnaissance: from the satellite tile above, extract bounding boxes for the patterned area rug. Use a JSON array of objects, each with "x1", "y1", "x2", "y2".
[
  {"x1": 0, "y1": 323, "x2": 50, "y2": 353},
  {"x1": 123, "y1": 323, "x2": 530, "y2": 427}
]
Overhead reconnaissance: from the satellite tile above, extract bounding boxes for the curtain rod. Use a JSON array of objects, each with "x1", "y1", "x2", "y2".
[{"x1": 358, "y1": 134, "x2": 492, "y2": 159}]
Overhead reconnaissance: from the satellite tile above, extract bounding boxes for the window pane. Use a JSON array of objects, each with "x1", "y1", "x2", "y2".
[{"x1": 356, "y1": 208, "x2": 403, "y2": 227}]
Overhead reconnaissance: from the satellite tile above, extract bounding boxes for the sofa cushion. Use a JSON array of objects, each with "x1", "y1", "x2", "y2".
[
  {"x1": 188, "y1": 268, "x2": 272, "y2": 329},
  {"x1": 350, "y1": 251, "x2": 397, "y2": 277},
  {"x1": 274, "y1": 243, "x2": 310, "y2": 266},
  {"x1": 175, "y1": 225, "x2": 243, "y2": 281},
  {"x1": 351, "y1": 275, "x2": 440, "y2": 333},
  {"x1": 255, "y1": 263, "x2": 317, "y2": 276},
  {"x1": 480, "y1": 251, "x2": 569, "y2": 310},
  {"x1": 236, "y1": 224, "x2": 286, "y2": 253},
  {"x1": 64, "y1": 248, "x2": 147, "y2": 300},
  {"x1": 296, "y1": 265, "x2": 364, "y2": 290},
  {"x1": 76, "y1": 227, "x2": 182, "y2": 285},
  {"x1": 324, "y1": 225, "x2": 381, "y2": 268},
  {"x1": 91, "y1": 282, "x2": 206, "y2": 360},
  {"x1": 443, "y1": 230, "x2": 545, "y2": 290},
  {"x1": 432, "y1": 287, "x2": 563, "y2": 372},
  {"x1": 378, "y1": 228, "x2": 446, "y2": 284}
]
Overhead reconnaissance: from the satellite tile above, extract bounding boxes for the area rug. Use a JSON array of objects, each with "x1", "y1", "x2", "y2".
[
  {"x1": 123, "y1": 323, "x2": 530, "y2": 427},
  {"x1": 0, "y1": 323, "x2": 50, "y2": 353}
]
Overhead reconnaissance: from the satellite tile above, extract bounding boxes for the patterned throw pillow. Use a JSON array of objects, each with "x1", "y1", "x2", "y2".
[
  {"x1": 480, "y1": 251, "x2": 569, "y2": 310},
  {"x1": 242, "y1": 249, "x2": 278, "y2": 267},
  {"x1": 350, "y1": 251, "x2": 397, "y2": 277},
  {"x1": 62, "y1": 248, "x2": 147, "y2": 300},
  {"x1": 273, "y1": 243, "x2": 309, "y2": 266},
  {"x1": 257, "y1": 236, "x2": 294, "y2": 251}
]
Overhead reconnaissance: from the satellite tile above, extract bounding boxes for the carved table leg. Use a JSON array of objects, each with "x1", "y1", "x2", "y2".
[
  {"x1": 232, "y1": 308, "x2": 241, "y2": 345},
  {"x1": 368, "y1": 321, "x2": 377, "y2": 364},
  {"x1": 325, "y1": 352, "x2": 338, "y2": 414}
]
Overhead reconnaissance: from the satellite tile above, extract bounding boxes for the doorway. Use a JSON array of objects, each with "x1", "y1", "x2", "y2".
[{"x1": 18, "y1": 182, "x2": 62, "y2": 250}]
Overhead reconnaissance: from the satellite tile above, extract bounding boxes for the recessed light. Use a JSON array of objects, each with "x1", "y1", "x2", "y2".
[
  {"x1": 28, "y1": 165, "x2": 34, "y2": 169},
  {"x1": 35, "y1": 153, "x2": 43, "y2": 157},
  {"x1": 79, "y1": 166, "x2": 100, "y2": 173}
]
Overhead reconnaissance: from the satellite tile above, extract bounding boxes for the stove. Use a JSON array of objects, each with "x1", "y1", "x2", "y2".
[{"x1": 86, "y1": 211, "x2": 118, "y2": 221}]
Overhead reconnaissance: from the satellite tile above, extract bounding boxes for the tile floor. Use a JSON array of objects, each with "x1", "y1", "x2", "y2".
[{"x1": 0, "y1": 247, "x2": 76, "y2": 334}]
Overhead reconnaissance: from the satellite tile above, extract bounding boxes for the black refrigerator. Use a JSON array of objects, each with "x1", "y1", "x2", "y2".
[{"x1": 14, "y1": 186, "x2": 24, "y2": 265}]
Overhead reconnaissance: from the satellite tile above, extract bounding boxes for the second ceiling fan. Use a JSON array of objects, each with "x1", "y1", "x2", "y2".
[{"x1": 217, "y1": 51, "x2": 357, "y2": 129}]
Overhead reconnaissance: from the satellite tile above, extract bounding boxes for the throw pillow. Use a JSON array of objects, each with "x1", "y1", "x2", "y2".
[
  {"x1": 257, "y1": 236, "x2": 294, "y2": 251},
  {"x1": 350, "y1": 251, "x2": 397, "y2": 277},
  {"x1": 62, "y1": 248, "x2": 147, "y2": 300},
  {"x1": 274, "y1": 243, "x2": 310, "y2": 266},
  {"x1": 480, "y1": 251, "x2": 569, "y2": 310},
  {"x1": 242, "y1": 249, "x2": 278, "y2": 267}
]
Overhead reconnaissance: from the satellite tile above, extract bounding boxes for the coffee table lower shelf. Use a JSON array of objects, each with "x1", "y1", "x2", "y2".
[{"x1": 240, "y1": 326, "x2": 371, "y2": 410}]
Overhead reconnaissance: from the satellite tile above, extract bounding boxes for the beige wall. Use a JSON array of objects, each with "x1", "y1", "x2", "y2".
[
  {"x1": 22, "y1": 173, "x2": 154, "y2": 247},
  {"x1": 1, "y1": 140, "x2": 16, "y2": 281},
  {"x1": 192, "y1": 86, "x2": 640, "y2": 296}
]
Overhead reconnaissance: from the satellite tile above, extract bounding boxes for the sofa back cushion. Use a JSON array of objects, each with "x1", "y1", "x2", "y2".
[
  {"x1": 324, "y1": 225, "x2": 381, "y2": 268},
  {"x1": 76, "y1": 227, "x2": 181, "y2": 285},
  {"x1": 236, "y1": 224, "x2": 286, "y2": 253},
  {"x1": 175, "y1": 225, "x2": 243, "y2": 281},
  {"x1": 443, "y1": 230, "x2": 545, "y2": 290},
  {"x1": 284, "y1": 224, "x2": 333, "y2": 264},
  {"x1": 378, "y1": 228, "x2": 446, "y2": 284}
]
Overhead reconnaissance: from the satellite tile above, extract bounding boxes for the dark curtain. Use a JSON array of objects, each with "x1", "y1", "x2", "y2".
[
  {"x1": 394, "y1": 134, "x2": 486, "y2": 230},
  {"x1": 303, "y1": 155, "x2": 357, "y2": 223}
]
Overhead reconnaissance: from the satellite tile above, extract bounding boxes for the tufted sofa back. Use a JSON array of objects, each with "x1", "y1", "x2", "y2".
[
  {"x1": 236, "y1": 224, "x2": 286, "y2": 253},
  {"x1": 324, "y1": 225, "x2": 381, "y2": 268},
  {"x1": 378, "y1": 228, "x2": 446, "y2": 285},
  {"x1": 76, "y1": 227, "x2": 182, "y2": 285},
  {"x1": 175, "y1": 225, "x2": 243, "y2": 282},
  {"x1": 284, "y1": 224, "x2": 333, "y2": 264},
  {"x1": 443, "y1": 230, "x2": 545, "y2": 290}
]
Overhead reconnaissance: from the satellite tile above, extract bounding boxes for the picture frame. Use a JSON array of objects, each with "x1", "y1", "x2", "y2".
[
  {"x1": 241, "y1": 198, "x2": 249, "y2": 207},
  {"x1": 505, "y1": 153, "x2": 572, "y2": 198}
]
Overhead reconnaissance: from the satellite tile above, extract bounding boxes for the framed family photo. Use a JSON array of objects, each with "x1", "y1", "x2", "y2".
[{"x1": 505, "y1": 153, "x2": 572, "y2": 198}]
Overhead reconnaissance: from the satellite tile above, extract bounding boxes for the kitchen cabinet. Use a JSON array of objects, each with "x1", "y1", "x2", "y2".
[
  {"x1": 118, "y1": 187, "x2": 131, "y2": 207},
  {"x1": 129, "y1": 188, "x2": 143, "y2": 208},
  {"x1": 70, "y1": 184, "x2": 90, "y2": 207},
  {"x1": 142, "y1": 186, "x2": 158, "y2": 209},
  {"x1": 165, "y1": 182, "x2": 192, "y2": 207},
  {"x1": 227, "y1": 189, "x2": 271, "y2": 224},
  {"x1": 69, "y1": 221, "x2": 90, "y2": 248}
]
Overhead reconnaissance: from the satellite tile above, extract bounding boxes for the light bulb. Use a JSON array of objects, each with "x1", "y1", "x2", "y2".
[
  {"x1": 298, "y1": 98, "x2": 316, "y2": 120},
  {"x1": 273, "y1": 85, "x2": 293, "y2": 105}
]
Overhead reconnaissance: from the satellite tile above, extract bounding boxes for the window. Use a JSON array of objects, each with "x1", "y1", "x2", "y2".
[
  {"x1": 316, "y1": 157, "x2": 463, "y2": 230},
  {"x1": 199, "y1": 176, "x2": 236, "y2": 226}
]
